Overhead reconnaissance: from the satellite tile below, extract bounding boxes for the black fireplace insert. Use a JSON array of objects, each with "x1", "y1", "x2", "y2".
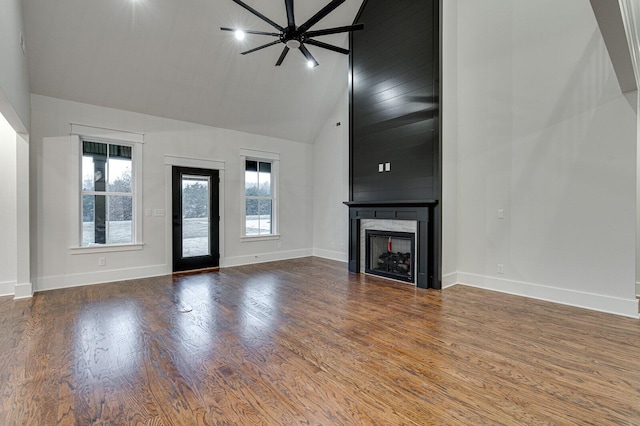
[{"x1": 365, "y1": 230, "x2": 415, "y2": 283}]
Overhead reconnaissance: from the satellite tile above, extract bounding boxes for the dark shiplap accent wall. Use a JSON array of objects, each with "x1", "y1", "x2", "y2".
[{"x1": 350, "y1": 0, "x2": 440, "y2": 203}]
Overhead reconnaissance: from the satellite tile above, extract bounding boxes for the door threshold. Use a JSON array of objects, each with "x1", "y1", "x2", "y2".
[{"x1": 173, "y1": 267, "x2": 220, "y2": 276}]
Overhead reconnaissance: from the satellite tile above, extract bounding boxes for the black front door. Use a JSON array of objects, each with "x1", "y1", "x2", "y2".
[{"x1": 172, "y1": 166, "x2": 219, "y2": 272}]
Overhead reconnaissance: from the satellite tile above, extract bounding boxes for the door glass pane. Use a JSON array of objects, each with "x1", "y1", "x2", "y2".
[{"x1": 182, "y1": 175, "x2": 210, "y2": 258}]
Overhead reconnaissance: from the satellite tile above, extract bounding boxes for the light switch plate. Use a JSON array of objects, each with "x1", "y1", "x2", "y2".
[
  {"x1": 385, "y1": 162, "x2": 391, "y2": 172},
  {"x1": 378, "y1": 163, "x2": 384, "y2": 172}
]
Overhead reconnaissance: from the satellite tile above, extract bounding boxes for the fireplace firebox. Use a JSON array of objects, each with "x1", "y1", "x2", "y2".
[{"x1": 365, "y1": 230, "x2": 415, "y2": 283}]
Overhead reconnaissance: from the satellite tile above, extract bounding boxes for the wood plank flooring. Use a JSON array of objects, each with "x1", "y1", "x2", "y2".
[{"x1": 1, "y1": 257, "x2": 639, "y2": 425}]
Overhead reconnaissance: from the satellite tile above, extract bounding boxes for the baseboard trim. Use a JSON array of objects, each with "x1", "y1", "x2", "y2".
[
  {"x1": 456, "y1": 272, "x2": 639, "y2": 319},
  {"x1": 442, "y1": 272, "x2": 458, "y2": 289},
  {"x1": 0, "y1": 281, "x2": 17, "y2": 297},
  {"x1": 14, "y1": 282, "x2": 33, "y2": 299},
  {"x1": 221, "y1": 249, "x2": 314, "y2": 268},
  {"x1": 34, "y1": 264, "x2": 170, "y2": 292},
  {"x1": 312, "y1": 248, "x2": 348, "y2": 263}
]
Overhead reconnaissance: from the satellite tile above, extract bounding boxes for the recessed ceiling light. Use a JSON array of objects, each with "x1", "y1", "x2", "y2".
[
  {"x1": 234, "y1": 30, "x2": 245, "y2": 41},
  {"x1": 307, "y1": 60, "x2": 316, "y2": 68}
]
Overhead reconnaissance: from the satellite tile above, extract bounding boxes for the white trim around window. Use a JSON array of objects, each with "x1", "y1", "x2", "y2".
[
  {"x1": 240, "y1": 148, "x2": 279, "y2": 240},
  {"x1": 69, "y1": 128, "x2": 144, "y2": 254}
]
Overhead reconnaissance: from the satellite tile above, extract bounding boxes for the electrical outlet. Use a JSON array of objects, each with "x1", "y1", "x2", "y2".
[
  {"x1": 145, "y1": 209, "x2": 152, "y2": 217},
  {"x1": 497, "y1": 264, "x2": 504, "y2": 274},
  {"x1": 153, "y1": 209, "x2": 165, "y2": 217},
  {"x1": 98, "y1": 257, "x2": 106, "y2": 266},
  {"x1": 497, "y1": 209, "x2": 504, "y2": 219}
]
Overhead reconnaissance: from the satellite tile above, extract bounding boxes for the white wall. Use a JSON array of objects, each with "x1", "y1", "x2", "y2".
[
  {"x1": 0, "y1": 0, "x2": 30, "y2": 132},
  {"x1": 30, "y1": 95, "x2": 314, "y2": 291},
  {"x1": 0, "y1": 113, "x2": 18, "y2": 296},
  {"x1": 312, "y1": 91, "x2": 349, "y2": 261},
  {"x1": 441, "y1": 0, "x2": 458, "y2": 288},
  {"x1": 452, "y1": 0, "x2": 638, "y2": 317}
]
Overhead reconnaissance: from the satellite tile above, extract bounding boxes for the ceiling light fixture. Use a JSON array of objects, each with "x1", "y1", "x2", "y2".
[
  {"x1": 221, "y1": 0, "x2": 364, "y2": 68},
  {"x1": 286, "y1": 40, "x2": 301, "y2": 49}
]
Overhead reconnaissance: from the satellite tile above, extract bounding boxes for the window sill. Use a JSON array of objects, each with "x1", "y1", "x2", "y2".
[
  {"x1": 241, "y1": 234, "x2": 280, "y2": 242},
  {"x1": 69, "y1": 243, "x2": 145, "y2": 255}
]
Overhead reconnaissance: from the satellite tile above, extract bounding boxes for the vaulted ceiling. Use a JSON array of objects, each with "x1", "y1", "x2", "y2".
[{"x1": 22, "y1": 0, "x2": 364, "y2": 143}]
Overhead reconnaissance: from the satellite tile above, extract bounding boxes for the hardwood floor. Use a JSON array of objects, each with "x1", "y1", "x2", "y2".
[{"x1": 1, "y1": 257, "x2": 639, "y2": 425}]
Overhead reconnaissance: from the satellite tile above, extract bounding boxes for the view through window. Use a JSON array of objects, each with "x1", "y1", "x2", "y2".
[
  {"x1": 81, "y1": 141, "x2": 133, "y2": 246},
  {"x1": 244, "y1": 160, "x2": 273, "y2": 235}
]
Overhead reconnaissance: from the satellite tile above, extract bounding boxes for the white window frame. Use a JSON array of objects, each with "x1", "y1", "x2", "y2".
[
  {"x1": 240, "y1": 148, "x2": 279, "y2": 241},
  {"x1": 69, "y1": 125, "x2": 144, "y2": 254}
]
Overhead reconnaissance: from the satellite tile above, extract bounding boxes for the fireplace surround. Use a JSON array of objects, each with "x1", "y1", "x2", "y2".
[{"x1": 344, "y1": 200, "x2": 439, "y2": 289}]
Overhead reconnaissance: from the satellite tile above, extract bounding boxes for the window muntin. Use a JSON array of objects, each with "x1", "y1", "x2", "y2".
[
  {"x1": 244, "y1": 160, "x2": 273, "y2": 236},
  {"x1": 81, "y1": 141, "x2": 134, "y2": 246}
]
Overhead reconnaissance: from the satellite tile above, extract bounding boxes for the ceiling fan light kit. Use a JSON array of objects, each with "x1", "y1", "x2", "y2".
[{"x1": 221, "y1": 0, "x2": 364, "y2": 67}]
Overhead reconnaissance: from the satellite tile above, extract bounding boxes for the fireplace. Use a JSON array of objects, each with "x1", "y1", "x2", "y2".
[
  {"x1": 365, "y1": 230, "x2": 415, "y2": 283},
  {"x1": 344, "y1": 200, "x2": 439, "y2": 289}
]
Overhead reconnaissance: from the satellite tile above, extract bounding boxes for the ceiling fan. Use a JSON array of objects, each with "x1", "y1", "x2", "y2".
[{"x1": 221, "y1": 0, "x2": 364, "y2": 67}]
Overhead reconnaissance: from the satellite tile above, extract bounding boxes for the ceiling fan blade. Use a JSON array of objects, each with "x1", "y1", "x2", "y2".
[
  {"x1": 285, "y1": 0, "x2": 295, "y2": 28},
  {"x1": 305, "y1": 23, "x2": 364, "y2": 38},
  {"x1": 241, "y1": 40, "x2": 282, "y2": 55},
  {"x1": 305, "y1": 39, "x2": 349, "y2": 55},
  {"x1": 298, "y1": 0, "x2": 345, "y2": 33},
  {"x1": 231, "y1": 0, "x2": 284, "y2": 32},
  {"x1": 221, "y1": 27, "x2": 280, "y2": 37},
  {"x1": 299, "y1": 44, "x2": 319, "y2": 67},
  {"x1": 275, "y1": 46, "x2": 290, "y2": 66}
]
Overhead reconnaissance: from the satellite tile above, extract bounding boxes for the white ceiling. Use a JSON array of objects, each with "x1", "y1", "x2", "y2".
[{"x1": 22, "y1": 0, "x2": 364, "y2": 143}]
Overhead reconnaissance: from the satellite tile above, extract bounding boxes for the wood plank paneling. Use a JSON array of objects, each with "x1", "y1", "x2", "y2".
[
  {"x1": 350, "y1": 0, "x2": 439, "y2": 202},
  {"x1": 1, "y1": 257, "x2": 639, "y2": 424}
]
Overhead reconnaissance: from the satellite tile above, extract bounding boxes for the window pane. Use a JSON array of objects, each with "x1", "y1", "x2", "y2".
[
  {"x1": 106, "y1": 195, "x2": 133, "y2": 244},
  {"x1": 258, "y1": 162, "x2": 271, "y2": 197},
  {"x1": 107, "y1": 157, "x2": 132, "y2": 193},
  {"x1": 81, "y1": 195, "x2": 95, "y2": 246},
  {"x1": 246, "y1": 160, "x2": 258, "y2": 172},
  {"x1": 245, "y1": 198, "x2": 259, "y2": 235},
  {"x1": 245, "y1": 170, "x2": 258, "y2": 196},
  {"x1": 258, "y1": 199, "x2": 272, "y2": 235},
  {"x1": 258, "y1": 162, "x2": 271, "y2": 173},
  {"x1": 83, "y1": 141, "x2": 107, "y2": 192},
  {"x1": 82, "y1": 156, "x2": 95, "y2": 191}
]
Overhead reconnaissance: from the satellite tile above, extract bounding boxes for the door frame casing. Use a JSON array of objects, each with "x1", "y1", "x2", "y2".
[{"x1": 164, "y1": 156, "x2": 225, "y2": 273}]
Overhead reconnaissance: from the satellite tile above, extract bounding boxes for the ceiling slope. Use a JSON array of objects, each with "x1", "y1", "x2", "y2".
[
  {"x1": 589, "y1": 0, "x2": 637, "y2": 93},
  {"x1": 23, "y1": 0, "x2": 363, "y2": 143}
]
